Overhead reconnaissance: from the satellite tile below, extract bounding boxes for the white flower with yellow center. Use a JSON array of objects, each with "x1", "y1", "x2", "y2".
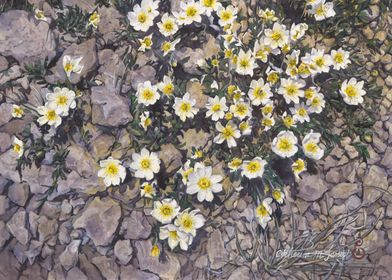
[
  {"x1": 290, "y1": 22, "x2": 308, "y2": 41},
  {"x1": 277, "y1": 78, "x2": 305, "y2": 104},
  {"x1": 239, "y1": 120, "x2": 252, "y2": 135},
  {"x1": 230, "y1": 101, "x2": 252, "y2": 120},
  {"x1": 241, "y1": 157, "x2": 266, "y2": 179},
  {"x1": 137, "y1": 81, "x2": 160, "y2": 105},
  {"x1": 292, "y1": 158, "x2": 306, "y2": 177},
  {"x1": 161, "y1": 38, "x2": 180, "y2": 56},
  {"x1": 214, "y1": 122, "x2": 241, "y2": 148},
  {"x1": 307, "y1": 93, "x2": 325, "y2": 113},
  {"x1": 140, "y1": 181, "x2": 157, "y2": 198},
  {"x1": 206, "y1": 96, "x2": 227, "y2": 121},
  {"x1": 12, "y1": 105, "x2": 24, "y2": 118},
  {"x1": 255, "y1": 197, "x2": 273, "y2": 228},
  {"x1": 159, "y1": 224, "x2": 190, "y2": 250},
  {"x1": 340, "y1": 78, "x2": 366, "y2": 105},
  {"x1": 282, "y1": 112, "x2": 296, "y2": 128},
  {"x1": 235, "y1": 50, "x2": 255, "y2": 76},
  {"x1": 127, "y1": 4, "x2": 154, "y2": 32},
  {"x1": 88, "y1": 11, "x2": 100, "y2": 28},
  {"x1": 253, "y1": 39, "x2": 272, "y2": 63},
  {"x1": 141, "y1": 0, "x2": 160, "y2": 17},
  {"x1": 261, "y1": 115, "x2": 275, "y2": 131},
  {"x1": 173, "y1": 92, "x2": 198, "y2": 122},
  {"x1": 284, "y1": 50, "x2": 300, "y2": 74},
  {"x1": 290, "y1": 103, "x2": 310, "y2": 123},
  {"x1": 331, "y1": 48, "x2": 350, "y2": 70},
  {"x1": 158, "y1": 76, "x2": 174, "y2": 96},
  {"x1": 175, "y1": 209, "x2": 205, "y2": 236},
  {"x1": 34, "y1": 9, "x2": 49, "y2": 22},
  {"x1": 201, "y1": 0, "x2": 222, "y2": 16},
  {"x1": 264, "y1": 23, "x2": 289, "y2": 49},
  {"x1": 179, "y1": 161, "x2": 205, "y2": 184},
  {"x1": 140, "y1": 111, "x2": 152, "y2": 130},
  {"x1": 310, "y1": 49, "x2": 332, "y2": 73},
  {"x1": 187, "y1": 166, "x2": 223, "y2": 202},
  {"x1": 261, "y1": 100, "x2": 274, "y2": 116},
  {"x1": 217, "y1": 5, "x2": 237, "y2": 26},
  {"x1": 304, "y1": 87, "x2": 319, "y2": 100},
  {"x1": 158, "y1": 14, "x2": 179, "y2": 37},
  {"x1": 37, "y1": 105, "x2": 62, "y2": 127},
  {"x1": 12, "y1": 136, "x2": 24, "y2": 158},
  {"x1": 259, "y1": 8, "x2": 278, "y2": 22},
  {"x1": 130, "y1": 148, "x2": 161, "y2": 180},
  {"x1": 98, "y1": 157, "x2": 126, "y2": 187},
  {"x1": 302, "y1": 131, "x2": 324, "y2": 160},
  {"x1": 272, "y1": 130, "x2": 298, "y2": 158},
  {"x1": 152, "y1": 199, "x2": 180, "y2": 224},
  {"x1": 248, "y1": 78, "x2": 272, "y2": 106},
  {"x1": 272, "y1": 189, "x2": 285, "y2": 204},
  {"x1": 46, "y1": 87, "x2": 76, "y2": 116},
  {"x1": 138, "y1": 35, "x2": 153, "y2": 52},
  {"x1": 180, "y1": 0, "x2": 205, "y2": 25},
  {"x1": 228, "y1": 157, "x2": 242, "y2": 172},
  {"x1": 63, "y1": 55, "x2": 83, "y2": 78},
  {"x1": 310, "y1": 0, "x2": 336, "y2": 21}
]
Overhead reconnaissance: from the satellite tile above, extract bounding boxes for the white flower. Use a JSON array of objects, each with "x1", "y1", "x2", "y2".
[
  {"x1": 98, "y1": 157, "x2": 126, "y2": 187},
  {"x1": 292, "y1": 158, "x2": 306, "y2": 177},
  {"x1": 230, "y1": 101, "x2": 252, "y2": 120},
  {"x1": 158, "y1": 75, "x2": 175, "y2": 96},
  {"x1": 130, "y1": 148, "x2": 161, "y2": 180},
  {"x1": 158, "y1": 14, "x2": 179, "y2": 36},
  {"x1": 37, "y1": 105, "x2": 62, "y2": 127},
  {"x1": 277, "y1": 78, "x2": 305, "y2": 104},
  {"x1": 310, "y1": 0, "x2": 336, "y2": 21},
  {"x1": 228, "y1": 157, "x2": 242, "y2": 172},
  {"x1": 201, "y1": 0, "x2": 222, "y2": 16},
  {"x1": 310, "y1": 49, "x2": 332, "y2": 73},
  {"x1": 140, "y1": 111, "x2": 152, "y2": 130},
  {"x1": 141, "y1": 0, "x2": 160, "y2": 18},
  {"x1": 255, "y1": 197, "x2": 273, "y2": 228},
  {"x1": 239, "y1": 120, "x2": 252, "y2": 135},
  {"x1": 187, "y1": 166, "x2": 223, "y2": 202},
  {"x1": 175, "y1": 209, "x2": 205, "y2": 236},
  {"x1": 307, "y1": 93, "x2": 325, "y2": 113},
  {"x1": 272, "y1": 130, "x2": 298, "y2": 158},
  {"x1": 241, "y1": 157, "x2": 266, "y2": 179},
  {"x1": 217, "y1": 5, "x2": 237, "y2": 26},
  {"x1": 302, "y1": 131, "x2": 324, "y2": 160},
  {"x1": 136, "y1": 81, "x2": 160, "y2": 106},
  {"x1": 340, "y1": 78, "x2": 366, "y2": 105},
  {"x1": 140, "y1": 181, "x2": 157, "y2": 198},
  {"x1": 236, "y1": 49, "x2": 255, "y2": 76},
  {"x1": 272, "y1": 189, "x2": 285, "y2": 204},
  {"x1": 206, "y1": 96, "x2": 227, "y2": 121},
  {"x1": 127, "y1": 4, "x2": 154, "y2": 32},
  {"x1": 11, "y1": 105, "x2": 24, "y2": 118},
  {"x1": 331, "y1": 48, "x2": 350, "y2": 70},
  {"x1": 179, "y1": 161, "x2": 205, "y2": 184},
  {"x1": 88, "y1": 11, "x2": 100, "y2": 28},
  {"x1": 34, "y1": 9, "x2": 49, "y2": 22},
  {"x1": 63, "y1": 55, "x2": 83, "y2": 78},
  {"x1": 248, "y1": 78, "x2": 272, "y2": 106},
  {"x1": 261, "y1": 115, "x2": 275, "y2": 131},
  {"x1": 152, "y1": 198, "x2": 180, "y2": 224},
  {"x1": 173, "y1": 92, "x2": 198, "y2": 121},
  {"x1": 46, "y1": 87, "x2": 76, "y2": 116},
  {"x1": 159, "y1": 224, "x2": 191, "y2": 250},
  {"x1": 214, "y1": 122, "x2": 241, "y2": 148},
  {"x1": 161, "y1": 38, "x2": 180, "y2": 56},
  {"x1": 180, "y1": 0, "x2": 205, "y2": 25},
  {"x1": 290, "y1": 22, "x2": 308, "y2": 41},
  {"x1": 290, "y1": 103, "x2": 310, "y2": 123},
  {"x1": 138, "y1": 35, "x2": 153, "y2": 52},
  {"x1": 12, "y1": 136, "x2": 24, "y2": 158},
  {"x1": 264, "y1": 22, "x2": 289, "y2": 49}
]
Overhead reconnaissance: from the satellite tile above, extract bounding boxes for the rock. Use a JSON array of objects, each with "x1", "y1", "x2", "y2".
[
  {"x1": 186, "y1": 81, "x2": 208, "y2": 108},
  {"x1": 25, "y1": 240, "x2": 43, "y2": 264},
  {"x1": 90, "y1": 134, "x2": 115, "y2": 160},
  {"x1": 59, "y1": 240, "x2": 81, "y2": 270},
  {"x1": 120, "y1": 265, "x2": 159, "y2": 280},
  {"x1": 66, "y1": 144, "x2": 98, "y2": 178},
  {"x1": 0, "y1": 65, "x2": 22, "y2": 84},
  {"x1": 98, "y1": 7, "x2": 122, "y2": 43},
  {"x1": 0, "y1": 56, "x2": 8, "y2": 71},
  {"x1": 37, "y1": 216, "x2": 58, "y2": 241},
  {"x1": 297, "y1": 173, "x2": 328, "y2": 202},
  {"x1": 0, "y1": 132, "x2": 11, "y2": 152},
  {"x1": 8, "y1": 182, "x2": 29, "y2": 206},
  {"x1": 129, "y1": 65, "x2": 156, "y2": 90},
  {"x1": 0, "y1": 103, "x2": 13, "y2": 127},
  {"x1": 66, "y1": 267, "x2": 88, "y2": 280},
  {"x1": 0, "y1": 10, "x2": 56, "y2": 64},
  {"x1": 325, "y1": 168, "x2": 341, "y2": 184},
  {"x1": 381, "y1": 147, "x2": 392, "y2": 171},
  {"x1": 135, "y1": 240, "x2": 181, "y2": 280},
  {"x1": 121, "y1": 211, "x2": 152, "y2": 240},
  {"x1": 7, "y1": 210, "x2": 29, "y2": 245},
  {"x1": 158, "y1": 144, "x2": 183, "y2": 174},
  {"x1": 91, "y1": 255, "x2": 120, "y2": 280},
  {"x1": 330, "y1": 183, "x2": 359, "y2": 200},
  {"x1": 0, "y1": 195, "x2": 9, "y2": 215},
  {"x1": 0, "y1": 250, "x2": 21, "y2": 280},
  {"x1": 174, "y1": 47, "x2": 204, "y2": 75},
  {"x1": 73, "y1": 197, "x2": 121, "y2": 246},
  {"x1": 114, "y1": 240, "x2": 133, "y2": 265},
  {"x1": 91, "y1": 85, "x2": 133, "y2": 127},
  {"x1": 207, "y1": 229, "x2": 228, "y2": 270},
  {"x1": 178, "y1": 129, "x2": 212, "y2": 157},
  {"x1": 0, "y1": 221, "x2": 10, "y2": 249},
  {"x1": 62, "y1": 0, "x2": 96, "y2": 12},
  {"x1": 49, "y1": 39, "x2": 97, "y2": 84},
  {"x1": 363, "y1": 165, "x2": 389, "y2": 204},
  {"x1": 228, "y1": 266, "x2": 250, "y2": 280}
]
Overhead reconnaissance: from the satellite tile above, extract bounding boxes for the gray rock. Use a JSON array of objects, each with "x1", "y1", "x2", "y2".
[
  {"x1": 330, "y1": 183, "x2": 359, "y2": 200},
  {"x1": 114, "y1": 240, "x2": 133, "y2": 265},
  {"x1": 297, "y1": 173, "x2": 328, "y2": 202},
  {"x1": 0, "y1": 250, "x2": 21, "y2": 280},
  {"x1": 158, "y1": 144, "x2": 183, "y2": 174},
  {"x1": 62, "y1": 0, "x2": 96, "y2": 12},
  {"x1": 228, "y1": 266, "x2": 251, "y2": 280},
  {"x1": 129, "y1": 65, "x2": 156, "y2": 90},
  {"x1": 0, "y1": 103, "x2": 13, "y2": 127},
  {"x1": 91, "y1": 85, "x2": 133, "y2": 127},
  {"x1": 178, "y1": 129, "x2": 212, "y2": 157},
  {"x1": 7, "y1": 210, "x2": 29, "y2": 245},
  {"x1": 97, "y1": 7, "x2": 122, "y2": 44},
  {"x1": 37, "y1": 216, "x2": 58, "y2": 241},
  {"x1": 59, "y1": 240, "x2": 81, "y2": 270},
  {"x1": 363, "y1": 165, "x2": 389, "y2": 204},
  {"x1": 73, "y1": 197, "x2": 121, "y2": 246},
  {"x1": 0, "y1": 56, "x2": 8, "y2": 71},
  {"x1": 0, "y1": 221, "x2": 10, "y2": 249},
  {"x1": 91, "y1": 255, "x2": 120, "y2": 280},
  {"x1": 207, "y1": 229, "x2": 228, "y2": 270},
  {"x1": 66, "y1": 267, "x2": 88, "y2": 280},
  {"x1": 120, "y1": 265, "x2": 159, "y2": 280},
  {"x1": 0, "y1": 10, "x2": 56, "y2": 64},
  {"x1": 8, "y1": 182, "x2": 29, "y2": 206},
  {"x1": 0, "y1": 132, "x2": 11, "y2": 152},
  {"x1": 0, "y1": 195, "x2": 9, "y2": 215},
  {"x1": 121, "y1": 211, "x2": 152, "y2": 240},
  {"x1": 174, "y1": 47, "x2": 204, "y2": 75},
  {"x1": 381, "y1": 147, "x2": 392, "y2": 171},
  {"x1": 135, "y1": 240, "x2": 180, "y2": 280},
  {"x1": 0, "y1": 65, "x2": 22, "y2": 84}
]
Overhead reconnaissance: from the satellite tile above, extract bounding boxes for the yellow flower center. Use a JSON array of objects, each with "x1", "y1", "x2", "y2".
[
  {"x1": 316, "y1": 5, "x2": 326, "y2": 16},
  {"x1": 162, "y1": 42, "x2": 172, "y2": 52},
  {"x1": 151, "y1": 245, "x2": 160, "y2": 257},
  {"x1": 47, "y1": 110, "x2": 57, "y2": 121},
  {"x1": 106, "y1": 163, "x2": 119, "y2": 176},
  {"x1": 315, "y1": 57, "x2": 325, "y2": 67},
  {"x1": 143, "y1": 37, "x2": 152, "y2": 47},
  {"x1": 298, "y1": 108, "x2": 307, "y2": 117},
  {"x1": 180, "y1": 102, "x2": 191, "y2": 112},
  {"x1": 168, "y1": 230, "x2": 178, "y2": 239},
  {"x1": 13, "y1": 107, "x2": 24, "y2": 116},
  {"x1": 160, "y1": 205, "x2": 174, "y2": 217},
  {"x1": 272, "y1": 190, "x2": 282, "y2": 201},
  {"x1": 247, "y1": 161, "x2": 261, "y2": 173},
  {"x1": 230, "y1": 158, "x2": 242, "y2": 168},
  {"x1": 293, "y1": 159, "x2": 305, "y2": 173},
  {"x1": 239, "y1": 59, "x2": 250, "y2": 68},
  {"x1": 203, "y1": 0, "x2": 215, "y2": 7},
  {"x1": 262, "y1": 118, "x2": 273, "y2": 127},
  {"x1": 13, "y1": 144, "x2": 21, "y2": 153},
  {"x1": 163, "y1": 84, "x2": 173, "y2": 95},
  {"x1": 138, "y1": 12, "x2": 147, "y2": 23},
  {"x1": 286, "y1": 85, "x2": 298, "y2": 96},
  {"x1": 64, "y1": 63, "x2": 73, "y2": 72},
  {"x1": 163, "y1": 21, "x2": 174, "y2": 32},
  {"x1": 140, "y1": 159, "x2": 151, "y2": 169},
  {"x1": 304, "y1": 88, "x2": 314, "y2": 99},
  {"x1": 57, "y1": 95, "x2": 68, "y2": 106},
  {"x1": 181, "y1": 216, "x2": 194, "y2": 231},
  {"x1": 334, "y1": 53, "x2": 344, "y2": 64},
  {"x1": 212, "y1": 104, "x2": 221, "y2": 112},
  {"x1": 222, "y1": 125, "x2": 235, "y2": 138},
  {"x1": 220, "y1": 11, "x2": 232, "y2": 21},
  {"x1": 305, "y1": 142, "x2": 318, "y2": 153},
  {"x1": 345, "y1": 85, "x2": 357, "y2": 97},
  {"x1": 283, "y1": 116, "x2": 294, "y2": 128},
  {"x1": 271, "y1": 31, "x2": 282, "y2": 41},
  {"x1": 186, "y1": 6, "x2": 197, "y2": 17},
  {"x1": 267, "y1": 72, "x2": 279, "y2": 84},
  {"x1": 256, "y1": 205, "x2": 268, "y2": 217},
  {"x1": 142, "y1": 89, "x2": 155, "y2": 101},
  {"x1": 277, "y1": 138, "x2": 293, "y2": 152},
  {"x1": 197, "y1": 177, "x2": 212, "y2": 190}
]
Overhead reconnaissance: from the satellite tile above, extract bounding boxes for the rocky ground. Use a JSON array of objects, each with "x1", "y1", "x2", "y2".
[{"x1": 0, "y1": 0, "x2": 392, "y2": 279}]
